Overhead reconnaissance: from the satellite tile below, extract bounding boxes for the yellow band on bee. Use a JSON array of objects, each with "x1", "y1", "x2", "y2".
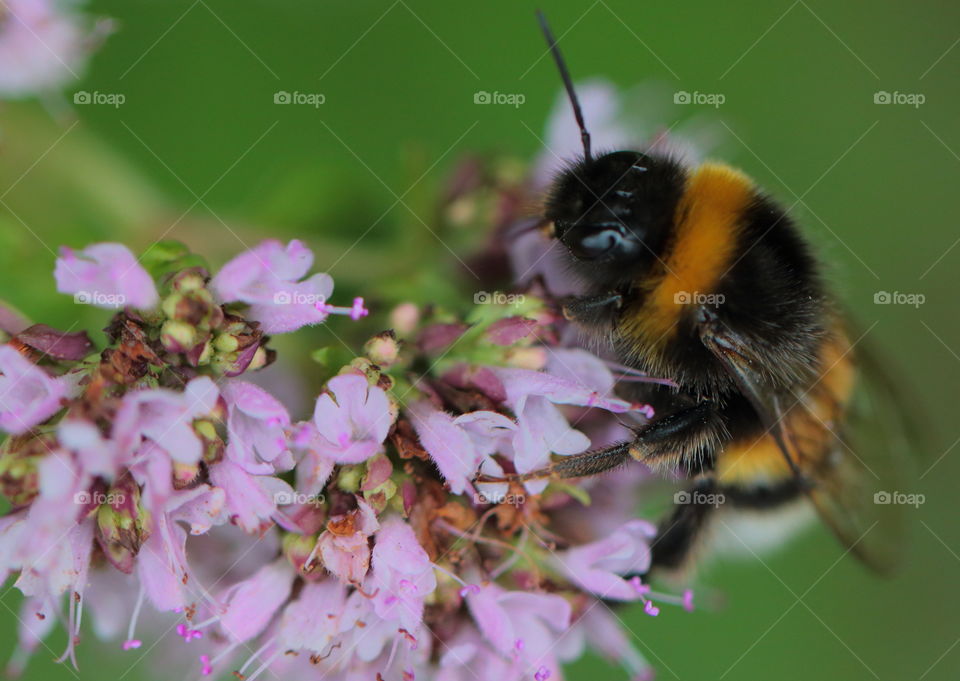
[{"x1": 621, "y1": 162, "x2": 755, "y2": 346}]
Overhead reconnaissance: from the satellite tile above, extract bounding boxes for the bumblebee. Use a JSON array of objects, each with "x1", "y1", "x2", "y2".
[{"x1": 483, "y1": 13, "x2": 908, "y2": 574}]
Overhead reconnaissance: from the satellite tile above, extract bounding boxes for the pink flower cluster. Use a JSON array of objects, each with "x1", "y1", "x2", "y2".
[{"x1": 0, "y1": 235, "x2": 690, "y2": 681}]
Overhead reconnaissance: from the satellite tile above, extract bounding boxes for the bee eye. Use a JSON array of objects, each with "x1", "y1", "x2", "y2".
[{"x1": 566, "y1": 226, "x2": 631, "y2": 260}]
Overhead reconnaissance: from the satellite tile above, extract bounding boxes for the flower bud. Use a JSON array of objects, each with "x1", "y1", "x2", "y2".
[
  {"x1": 173, "y1": 461, "x2": 202, "y2": 488},
  {"x1": 364, "y1": 331, "x2": 400, "y2": 367},
  {"x1": 160, "y1": 319, "x2": 197, "y2": 353},
  {"x1": 0, "y1": 434, "x2": 49, "y2": 508},
  {"x1": 212, "y1": 332, "x2": 239, "y2": 353},
  {"x1": 282, "y1": 532, "x2": 319, "y2": 576},
  {"x1": 95, "y1": 475, "x2": 150, "y2": 574},
  {"x1": 363, "y1": 478, "x2": 397, "y2": 514},
  {"x1": 337, "y1": 465, "x2": 363, "y2": 493},
  {"x1": 389, "y1": 302, "x2": 419, "y2": 336}
]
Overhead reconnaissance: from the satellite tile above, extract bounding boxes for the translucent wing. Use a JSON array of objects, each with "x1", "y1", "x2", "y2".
[{"x1": 701, "y1": 312, "x2": 911, "y2": 573}]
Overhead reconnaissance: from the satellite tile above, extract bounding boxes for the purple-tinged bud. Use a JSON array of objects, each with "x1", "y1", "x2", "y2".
[
  {"x1": 13, "y1": 324, "x2": 94, "y2": 361},
  {"x1": 360, "y1": 454, "x2": 393, "y2": 492},
  {"x1": 362, "y1": 478, "x2": 397, "y2": 514}
]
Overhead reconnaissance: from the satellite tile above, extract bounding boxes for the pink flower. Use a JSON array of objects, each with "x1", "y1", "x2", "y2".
[
  {"x1": 435, "y1": 625, "x2": 515, "y2": 681},
  {"x1": 491, "y1": 366, "x2": 634, "y2": 492},
  {"x1": 136, "y1": 515, "x2": 191, "y2": 613},
  {"x1": 0, "y1": 345, "x2": 66, "y2": 434},
  {"x1": 310, "y1": 373, "x2": 392, "y2": 465},
  {"x1": 220, "y1": 380, "x2": 291, "y2": 474},
  {"x1": 0, "y1": 0, "x2": 109, "y2": 99},
  {"x1": 54, "y1": 243, "x2": 158, "y2": 310},
  {"x1": 8, "y1": 458, "x2": 92, "y2": 595},
  {"x1": 113, "y1": 376, "x2": 219, "y2": 465},
  {"x1": 572, "y1": 608, "x2": 652, "y2": 680},
  {"x1": 208, "y1": 459, "x2": 291, "y2": 534},
  {"x1": 552, "y1": 519, "x2": 656, "y2": 601},
  {"x1": 277, "y1": 578, "x2": 348, "y2": 657},
  {"x1": 217, "y1": 559, "x2": 294, "y2": 643},
  {"x1": 545, "y1": 347, "x2": 622, "y2": 398},
  {"x1": 408, "y1": 401, "x2": 514, "y2": 496},
  {"x1": 367, "y1": 516, "x2": 437, "y2": 633},
  {"x1": 58, "y1": 419, "x2": 120, "y2": 479},
  {"x1": 118, "y1": 490, "x2": 224, "y2": 656},
  {"x1": 210, "y1": 239, "x2": 365, "y2": 333},
  {"x1": 493, "y1": 366, "x2": 632, "y2": 414},
  {"x1": 1, "y1": 455, "x2": 96, "y2": 666},
  {"x1": 465, "y1": 582, "x2": 571, "y2": 675},
  {"x1": 288, "y1": 422, "x2": 335, "y2": 497},
  {"x1": 313, "y1": 499, "x2": 379, "y2": 584}
]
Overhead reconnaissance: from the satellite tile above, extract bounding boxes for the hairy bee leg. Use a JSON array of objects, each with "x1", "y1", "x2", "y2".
[
  {"x1": 475, "y1": 402, "x2": 720, "y2": 484},
  {"x1": 474, "y1": 441, "x2": 634, "y2": 483},
  {"x1": 561, "y1": 292, "x2": 622, "y2": 327},
  {"x1": 647, "y1": 479, "x2": 718, "y2": 571}
]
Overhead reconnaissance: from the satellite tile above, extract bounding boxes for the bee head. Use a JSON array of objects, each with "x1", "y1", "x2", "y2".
[
  {"x1": 545, "y1": 150, "x2": 685, "y2": 267},
  {"x1": 534, "y1": 12, "x2": 685, "y2": 277}
]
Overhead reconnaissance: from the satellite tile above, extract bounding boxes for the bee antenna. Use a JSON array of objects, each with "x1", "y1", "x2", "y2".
[{"x1": 536, "y1": 9, "x2": 592, "y2": 163}]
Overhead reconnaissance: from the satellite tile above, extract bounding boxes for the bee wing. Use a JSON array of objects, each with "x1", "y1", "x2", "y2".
[
  {"x1": 805, "y1": 437, "x2": 906, "y2": 575},
  {"x1": 810, "y1": 329, "x2": 919, "y2": 574},
  {"x1": 700, "y1": 315, "x2": 909, "y2": 573}
]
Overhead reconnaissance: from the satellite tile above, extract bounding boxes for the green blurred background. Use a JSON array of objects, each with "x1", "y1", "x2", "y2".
[{"x1": 1, "y1": 0, "x2": 958, "y2": 679}]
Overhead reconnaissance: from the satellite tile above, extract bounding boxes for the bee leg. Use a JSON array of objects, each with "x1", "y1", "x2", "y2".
[
  {"x1": 474, "y1": 441, "x2": 635, "y2": 484},
  {"x1": 475, "y1": 401, "x2": 719, "y2": 484},
  {"x1": 648, "y1": 479, "x2": 718, "y2": 571},
  {"x1": 561, "y1": 292, "x2": 623, "y2": 328}
]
